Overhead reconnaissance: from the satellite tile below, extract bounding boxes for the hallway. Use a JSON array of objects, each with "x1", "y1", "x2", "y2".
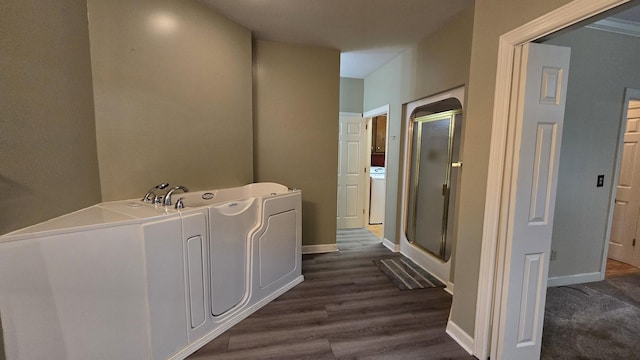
[{"x1": 188, "y1": 229, "x2": 473, "y2": 359}]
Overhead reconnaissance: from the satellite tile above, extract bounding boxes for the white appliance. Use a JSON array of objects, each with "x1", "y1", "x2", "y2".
[{"x1": 369, "y1": 167, "x2": 386, "y2": 224}]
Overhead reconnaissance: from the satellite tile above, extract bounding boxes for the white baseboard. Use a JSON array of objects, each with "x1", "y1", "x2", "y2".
[
  {"x1": 302, "y1": 244, "x2": 338, "y2": 254},
  {"x1": 446, "y1": 319, "x2": 474, "y2": 356},
  {"x1": 382, "y1": 237, "x2": 399, "y2": 252},
  {"x1": 444, "y1": 281, "x2": 454, "y2": 295},
  {"x1": 547, "y1": 271, "x2": 603, "y2": 287}
]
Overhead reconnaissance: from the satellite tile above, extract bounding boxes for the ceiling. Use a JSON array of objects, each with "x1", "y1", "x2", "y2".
[
  {"x1": 576, "y1": 2, "x2": 640, "y2": 39},
  {"x1": 200, "y1": 0, "x2": 473, "y2": 78},
  {"x1": 609, "y1": 2, "x2": 640, "y2": 22}
]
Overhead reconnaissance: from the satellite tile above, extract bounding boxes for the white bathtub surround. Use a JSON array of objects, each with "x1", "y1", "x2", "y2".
[{"x1": 0, "y1": 183, "x2": 303, "y2": 360}]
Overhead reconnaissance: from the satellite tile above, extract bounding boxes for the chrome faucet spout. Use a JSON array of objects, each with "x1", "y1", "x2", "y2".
[
  {"x1": 142, "y1": 183, "x2": 169, "y2": 203},
  {"x1": 164, "y1": 186, "x2": 189, "y2": 206}
]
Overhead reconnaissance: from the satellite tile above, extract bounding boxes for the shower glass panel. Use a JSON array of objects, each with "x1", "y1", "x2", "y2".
[{"x1": 406, "y1": 110, "x2": 462, "y2": 261}]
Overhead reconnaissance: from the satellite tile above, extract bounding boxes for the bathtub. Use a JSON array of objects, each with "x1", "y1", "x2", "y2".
[{"x1": 0, "y1": 183, "x2": 302, "y2": 360}]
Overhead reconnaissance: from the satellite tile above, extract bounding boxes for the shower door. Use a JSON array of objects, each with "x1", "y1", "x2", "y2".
[{"x1": 406, "y1": 110, "x2": 461, "y2": 261}]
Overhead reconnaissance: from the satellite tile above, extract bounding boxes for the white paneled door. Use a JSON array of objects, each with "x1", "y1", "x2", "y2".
[
  {"x1": 496, "y1": 43, "x2": 570, "y2": 359},
  {"x1": 609, "y1": 100, "x2": 640, "y2": 266},
  {"x1": 337, "y1": 113, "x2": 367, "y2": 229}
]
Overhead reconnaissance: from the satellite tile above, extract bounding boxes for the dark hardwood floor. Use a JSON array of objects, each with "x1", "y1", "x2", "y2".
[{"x1": 188, "y1": 229, "x2": 475, "y2": 359}]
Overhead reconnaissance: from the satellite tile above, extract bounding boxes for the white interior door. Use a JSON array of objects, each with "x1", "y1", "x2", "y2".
[
  {"x1": 337, "y1": 113, "x2": 367, "y2": 229},
  {"x1": 495, "y1": 42, "x2": 570, "y2": 359},
  {"x1": 609, "y1": 100, "x2": 640, "y2": 266}
]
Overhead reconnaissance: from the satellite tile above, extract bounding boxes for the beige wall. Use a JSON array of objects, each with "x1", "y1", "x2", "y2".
[
  {"x1": 364, "y1": 49, "x2": 416, "y2": 243},
  {"x1": 88, "y1": 0, "x2": 253, "y2": 201},
  {"x1": 414, "y1": 6, "x2": 474, "y2": 98},
  {"x1": 254, "y1": 40, "x2": 340, "y2": 246},
  {"x1": 364, "y1": 0, "x2": 581, "y2": 337},
  {"x1": 0, "y1": 0, "x2": 101, "y2": 235},
  {"x1": 407, "y1": 7, "x2": 474, "y2": 283},
  {"x1": 363, "y1": 5, "x2": 474, "y2": 245},
  {"x1": 339, "y1": 77, "x2": 364, "y2": 113},
  {"x1": 449, "y1": 0, "x2": 573, "y2": 337}
]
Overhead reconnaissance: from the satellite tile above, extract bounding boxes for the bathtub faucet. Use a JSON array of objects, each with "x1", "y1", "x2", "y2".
[
  {"x1": 164, "y1": 186, "x2": 189, "y2": 206},
  {"x1": 142, "y1": 183, "x2": 169, "y2": 203}
]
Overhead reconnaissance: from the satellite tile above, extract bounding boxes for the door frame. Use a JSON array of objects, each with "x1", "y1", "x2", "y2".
[
  {"x1": 474, "y1": 0, "x2": 629, "y2": 358},
  {"x1": 605, "y1": 88, "x2": 640, "y2": 269},
  {"x1": 363, "y1": 105, "x2": 390, "y2": 235}
]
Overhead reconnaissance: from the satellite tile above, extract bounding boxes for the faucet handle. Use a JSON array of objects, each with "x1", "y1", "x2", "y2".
[
  {"x1": 142, "y1": 183, "x2": 170, "y2": 202},
  {"x1": 175, "y1": 197, "x2": 185, "y2": 210},
  {"x1": 153, "y1": 194, "x2": 164, "y2": 204}
]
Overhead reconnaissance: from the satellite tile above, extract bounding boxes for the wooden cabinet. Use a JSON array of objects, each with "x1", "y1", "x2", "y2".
[{"x1": 372, "y1": 115, "x2": 387, "y2": 153}]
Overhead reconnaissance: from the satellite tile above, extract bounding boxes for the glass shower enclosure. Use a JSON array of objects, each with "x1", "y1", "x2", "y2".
[{"x1": 406, "y1": 110, "x2": 462, "y2": 261}]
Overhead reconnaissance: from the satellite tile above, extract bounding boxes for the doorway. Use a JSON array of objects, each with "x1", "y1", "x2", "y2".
[
  {"x1": 536, "y1": 11, "x2": 640, "y2": 359},
  {"x1": 544, "y1": 90, "x2": 640, "y2": 357},
  {"x1": 363, "y1": 105, "x2": 390, "y2": 240},
  {"x1": 367, "y1": 114, "x2": 386, "y2": 238},
  {"x1": 609, "y1": 95, "x2": 640, "y2": 268},
  {"x1": 475, "y1": 1, "x2": 636, "y2": 359}
]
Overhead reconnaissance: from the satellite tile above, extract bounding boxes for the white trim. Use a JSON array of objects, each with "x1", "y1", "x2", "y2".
[
  {"x1": 363, "y1": 104, "x2": 390, "y2": 118},
  {"x1": 381, "y1": 237, "x2": 399, "y2": 252},
  {"x1": 602, "y1": 88, "x2": 640, "y2": 275},
  {"x1": 587, "y1": 18, "x2": 640, "y2": 38},
  {"x1": 445, "y1": 281, "x2": 454, "y2": 295},
  {"x1": 365, "y1": 117, "x2": 373, "y2": 225},
  {"x1": 363, "y1": 104, "x2": 389, "y2": 237},
  {"x1": 171, "y1": 276, "x2": 304, "y2": 360},
  {"x1": 339, "y1": 111, "x2": 363, "y2": 117},
  {"x1": 399, "y1": 86, "x2": 465, "y2": 285},
  {"x1": 446, "y1": 319, "x2": 474, "y2": 355},
  {"x1": 475, "y1": 1, "x2": 629, "y2": 359},
  {"x1": 302, "y1": 244, "x2": 338, "y2": 254},
  {"x1": 547, "y1": 272, "x2": 603, "y2": 287}
]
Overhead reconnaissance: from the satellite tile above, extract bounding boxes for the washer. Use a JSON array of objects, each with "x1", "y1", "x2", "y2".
[{"x1": 369, "y1": 167, "x2": 385, "y2": 224}]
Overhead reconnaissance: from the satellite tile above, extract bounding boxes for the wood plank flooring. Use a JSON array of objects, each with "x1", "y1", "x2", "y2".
[
  {"x1": 365, "y1": 224, "x2": 383, "y2": 239},
  {"x1": 605, "y1": 258, "x2": 640, "y2": 278},
  {"x1": 188, "y1": 229, "x2": 474, "y2": 360}
]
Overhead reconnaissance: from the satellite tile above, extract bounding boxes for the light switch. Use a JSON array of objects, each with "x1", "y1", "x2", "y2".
[{"x1": 597, "y1": 175, "x2": 604, "y2": 187}]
